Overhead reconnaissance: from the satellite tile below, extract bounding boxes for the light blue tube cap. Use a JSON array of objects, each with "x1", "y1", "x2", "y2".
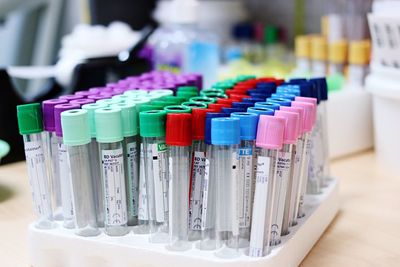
[
  {"x1": 211, "y1": 117, "x2": 240, "y2": 145},
  {"x1": 231, "y1": 112, "x2": 258, "y2": 140}
]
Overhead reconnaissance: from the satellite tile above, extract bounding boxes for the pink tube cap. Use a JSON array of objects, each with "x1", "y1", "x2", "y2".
[
  {"x1": 275, "y1": 110, "x2": 299, "y2": 144},
  {"x1": 280, "y1": 106, "x2": 304, "y2": 136},
  {"x1": 256, "y1": 115, "x2": 285, "y2": 150},
  {"x1": 295, "y1": 96, "x2": 317, "y2": 124},
  {"x1": 292, "y1": 101, "x2": 314, "y2": 133}
]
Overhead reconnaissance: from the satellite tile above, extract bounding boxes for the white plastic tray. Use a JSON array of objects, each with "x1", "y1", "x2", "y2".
[{"x1": 28, "y1": 178, "x2": 339, "y2": 267}]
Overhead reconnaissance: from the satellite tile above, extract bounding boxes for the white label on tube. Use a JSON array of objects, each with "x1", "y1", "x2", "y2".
[
  {"x1": 189, "y1": 151, "x2": 205, "y2": 231},
  {"x1": 290, "y1": 141, "x2": 303, "y2": 224},
  {"x1": 102, "y1": 148, "x2": 127, "y2": 226},
  {"x1": 271, "y1": 151, "x2": 291, "y2": 243},
  {"x1": 201, "y1": 157, "x2": 210, "y2": 230},
  {"x1": 238, "y1": 147, "x2": 253, "y2": 228},
  {"x1": 58, "y1": 143, "x2": 74, "y2": 219},
  {"x1": 25, "y1": 141, "x2": 51, "y2": 217},
  {"x1": 152, "y1": 143, "x2": 168, "y2": 223},
  {"x1": 127, "y1": 141, "x2": 138, "y2": 217},
  {"x1": 138, "y1": 143, "x2": 149, "y2": 221},
  {"x1": 249, "y1": 156, "x2": 271, "y2": 257},
  {"x1": 231, "y1": 151, "x2": 239, "y2": 236}
]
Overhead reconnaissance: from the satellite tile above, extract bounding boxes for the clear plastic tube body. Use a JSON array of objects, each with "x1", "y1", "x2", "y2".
[
  {"x1": 348, "y1": 64, "x2": 367, "y2": 87},
  {"x1": 329, "y1": 63, "x2": 344, "y2": 75},
  {"x1": 308, "y1": 106, "x2": 324, "y2": 194},
  {"x1": 167, "y1": 146, "x2": 191, "y2": 251},
  {"x1": 56, "y1": 135, "x2": 75, "y2": 228},
  {"x1": 43, "y1": 131, "x2": 63, "y2": 220},
  {"x1": 89, "y1": 138, "x2": 104, "y2": 227},
  {"x1": 296, "y1": 132, "x2": 312, "y2": 218},
  {"x1": 123, "y1": 135, "x2": 139, "y2": 226},
  {"x1": 238, "y1": 140, "x2": 255, "y2": 248},
  {"x1": 312, "y1": 60, "x2": 327, "y2": 77},
  {"x1": 142, "y1": 137, "x2": 169, "y2": 243},
  {"x1": 67, "y1": 144, "x2": 100, "y2": 236},
  {"x1": 99, "y1": 141, "x2": 129, "y2": 236},
  {"x1": 214, "y1": 144, "x2": 240, "y2": 258},
  {"x1": 189, "y1": 140, "x2": 206, "y2": 241},
  {"x1": 297, "y1": 57, "x2": 311, "y2": 73},
  {"x1": 200, "y1": 144, "x2": 217, "y2": 250},
  {"x1": 320, "y1": 101, "x2": 330, "y2": 185},
  {"x1": 23, "y1": 133, "x2": 54, "y2": 229},
  {"x1": 249, "y1": 148, "x2": 278, "y2": 257},
  {"x1": 270, "y1": 144, "x2": 293, "y2": 245}
]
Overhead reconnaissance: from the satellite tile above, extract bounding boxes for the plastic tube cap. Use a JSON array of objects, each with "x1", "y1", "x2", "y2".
[
  {"x1": 42, "y1": 99, "x2": 68, "y2": 131},
  {"x1": 216, "y1": 98, "x2": 234, "y2": 106},
  {"x1": 231, "y1": 112, "x2": 259, "y2": 140},
  {"x1": 164, "y1": 105, "x2": 191, "y2": 114},
  {"x1": 182, "y1": 101, "x2": 207, "y2": 109},
  {"x1": 205, "y1": 113, "x2": 228, "y2": 144},
  {"x1": 295, "y1": 96, "x2": 317, "y2": 124},
  {"x1": 292, "y1": 101, "x2": 315, "y2": 132},
  {"x1": 82, "y1": 103, "x2": 108, "y2": 138},
  {"x1": 221, "y1": 107, "x2": 246, "y2": 114},
  {"x1": 247, "y1": 107, "x2": 275, "y2": 116},
  {"x1": 17, "y1": 103, "x2": 43, "y2": 135},
  {"x1": 177, "y1": 90, "x2": 198, "y2": 99},
  {"x1": 189, "y1": 96, "x2": 216, "y2": 105},
  {"x1": 69, "y1": 98, "x2": 95, "y2": 106},
  {"x1": 256, "y1": 115, "x2": 285, "y2": 150},
  {"x1": 139, "y1": 104, "x2": 163, "y2": 112},
  {"x1": 310, "y1": 77, "x2": 328, "y2": 101},
  {"x1": 177, "y1": 86, "x2": 198, "y2": 93},
  {"x1": 271, "y1": 93, "x2": 296, "y2": 101},
  {"x1": 54, "y1": 103, "x2": 81, "y2": 137},
  {"x1": 59, "y1": 94, "x2": 84, "y2": 101},
  {"x1": 75, "y1": 90, "x2": 97, "y2": 97},
  {"x1": 267, "y1": 98, "x2": 292, "y2": 107},
  {"x1": 275, "y1": 110, "x2": 299, "y2": 144},
  {"x1": 109, "y1": 102, "x2": 138, "y2": 137},
  {"x1": 139, "y1": 110, "x2": 166, "y2": 138},
  {"x1": 192, "y1": 108, "x2": 212, "y2": 140},
  {"x1": 124, "y1": 90, "x2": 148, "y2": 97},
  {"x1": 61, "y1": 109, "x2": 91, "y2": 146},
  {"x1": 295, "y1": 35, "x2": 311, "y2": 58},
  {"x1": 280, "y1": 106, "x2": 304, "y2": 136},
  {"x1": 211, "y1": 117, "x2": 240, "y2": 145},
  {"x1": 97, "y1": 98, "x2": 123, "y2": 106},
  {"x1": 95, "y1": 108, "x2": 123, "y2": 143},
  {"x1": 232, "y1": 102, "x2": 254, "y2": 110},
  {"x1": 88, "y1": 94, "x2": 112, "y2": 101},
  {"x1": 207, "y1": 103, "x2": 230, "y2": 112},
  {"x1": 149, "y1": 89, "x2": 174, "y2": 97},
  {"x1": 166, "y1": 113, "x2": 192, "y2": 146},
  {"x1": 254, "y1": 102, "x2": 280, "y2": 110}
]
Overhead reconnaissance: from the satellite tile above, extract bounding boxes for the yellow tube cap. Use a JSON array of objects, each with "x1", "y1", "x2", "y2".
[
  {"x1": 295, "y1": 35, "x2": 311, "y2": 58},
  {"x1": 311, "y1": 36, "x2": 328, "y2": 61},
  {"x1": 349, "y1": 40, "x2": 370, "y2": 65},
  {"x1": 329, "y1": 40, "x2": 348, "y2": 64}
]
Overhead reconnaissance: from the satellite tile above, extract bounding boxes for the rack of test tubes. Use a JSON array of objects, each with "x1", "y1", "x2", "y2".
[{"x1": 17, "y1": 71, "x2": 339, "y2": 267}]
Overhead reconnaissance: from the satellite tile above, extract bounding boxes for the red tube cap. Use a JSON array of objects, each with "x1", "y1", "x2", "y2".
[
  {"x1": 166, "y1": 113, "x2": 192, "y2": 146},
  {"x1": 230, "y1": 94, "x2": 251, "y2": 102},
  {"x1": 217, "y1": 98, "x2": 234, "y2": 106},
  {"x1": 192, "y1": 108, "x2": 212, "y2": 140}
]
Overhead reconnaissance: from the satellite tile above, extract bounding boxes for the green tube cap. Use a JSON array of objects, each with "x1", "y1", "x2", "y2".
[
  {"x1": 189, "y1": 96, "x2": 216, "y2": 104},
  {"x1": 164, "y1": 105, "x2": 191, "y2": 114},
  {"x1": 125, "y1": 98, "x2": 151, "y2": 112},
  {"x1": 61, "y1": 109, "x2": 91, "y2": 146},
  {"x1": 163, "y1": 95, "x2": 186, "y2": 104},
  {"x1": 151, "y1": 100, "x2": 170, "y2": 108},
  {"x1": 95, "y1": 108, "x2": 123, "y2": 143},
  {"x1": 177, "y1": 90, "x2": 198, "y2": 99},
  {"x1": 17, "y1": 103, "x2": 43, "y2": 135},
  {"x1": 149, "y1": 89, "x2": 173, "y2": 97},
  {"x1": 82, "y1": 103, "x2": 108, "y2": 138},
  {"x1": 140, "y1": 104, "x2": 163, "y2": 112},
  {"x1": 109, "y1": 102, "x2": 138, "y2": 137},
  {"x1": 139, "y1": 110, "x2": 166, "y2": 138},
  {"x1": 177, "y1": 86, "x2": 198, "y2": 93},
  {"x1": 97, "y1": 98, "x2": 123, "y2": 106},
  {"x1": 182, "y1": 101, "x2": 207, "y2": 109}
]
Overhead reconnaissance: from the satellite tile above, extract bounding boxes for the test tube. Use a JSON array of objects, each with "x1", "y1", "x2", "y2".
[
  {"x1": 211, "y1": 117, "x2": 241, "y2": 258},
  {"x1": 110, "y1": 102, "x2": 139, "y2": 226},
  {"x1": 270, "y1": 110, "x2": 299, "y2": 245},
  {"x1": 199, "y1": 112, "x2": 228, "y2": 250},
  {"x1": 166, "y1": 113, "x2": 192, "y2": 251},
  {"x1": 230, "y1": 112, "x2": 259, "y2": 248},
  {"x1": 82, "y1": 102, "x2": 108, "y2": 227},
  {"x1": 291, "y1": 101, "x2": 315, "y2": 218},
  {"x1": 42, "y1": 99, "x2": 68, "y2": 220},
  {"x1": 294, "y1": 35, "x2": 311, "y2": 74},
  {"x1": 188, "y1": 108, "x2": 211, "y2": 241},
  {"x1": 54, "y1": 103, "x2": 80, "y2": 228},
  {"x1": 17, "y1": 103, "x2": 55, "y2": 229},
  {"x1": 95, "y1": 107, "x2": 129, "y2": 236},
  {"x1": 139, "y1": 110, "x2": 169, "y2": 243},
  {"x1": 61, "y1": 109, "x2": 100, "y2": 236},
  {"x1": 311, "y1": 36, "x2": 328, "y2": 77},
  {"x1": 249, "y1": 115, "x2": 284, "y2": 257}
]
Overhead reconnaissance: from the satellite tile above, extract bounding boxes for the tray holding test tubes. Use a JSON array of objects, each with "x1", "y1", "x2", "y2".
[{"x1": 16, "y1": 72, "x2": 339, "y2": 267}]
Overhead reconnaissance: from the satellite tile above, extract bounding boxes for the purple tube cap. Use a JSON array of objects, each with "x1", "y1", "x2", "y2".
[
  {"x1": 54, "y1": 103, "x2": 80, "y2": 137},
  {"x1": 87, "y1": 94, "x2": 112, "y2": 101},
  {"x1": 42, "y1": 99, "x2": 68, "y2": 131},
  {"x1": 69, "y1": 98, "x2": 95, "y2": 106},
  {"x1": 75, "y1": 90, "x2": 96, "y2": 97},
  {"x1": 59, "y1": 94, "x2": 85, "y2": 101}
]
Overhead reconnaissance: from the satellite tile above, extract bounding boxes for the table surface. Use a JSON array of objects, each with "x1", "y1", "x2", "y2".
[{"x1": 0, "y1": 151, "x2": 399, "y2": 267}]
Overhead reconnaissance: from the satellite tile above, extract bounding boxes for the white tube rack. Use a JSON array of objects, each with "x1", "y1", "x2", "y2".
[{"x1": 28, "y1": 178, "x2": 339, "y2": 267}]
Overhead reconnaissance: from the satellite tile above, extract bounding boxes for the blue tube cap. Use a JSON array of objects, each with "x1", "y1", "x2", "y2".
[
  {"x1": 211, "y1": 117, "x2": 241, "y2": 145},
  {"x1": 222, "y1": 107, "x2": 246, "y2": 114},
  {"x1": 256, "y1": 82, "x2": 276, "y2": 94},
  {"x1": 289, "y1": 78, "x2": 307, "y2": 84},
  {"x1": 243, "y1": 97, "x2": 265, "y2": 104},
  {"x1": 231, "y1": 112, "x2": 259, "y2": 140},
  {"x1": 276, "y1": 85, "x2": 300, "y2": 96},
  {"x1": 267, "y1": 98, "x2": 292, "y2": 107},
  {"x1": 247, "y1": 106, "x2": 275, "y2": 116},
  {"x1": 271, "y1": 93, "x2": 296, "y2": 101},
  {"x1": 254, "y1": 102, "x2": 280, "y2": 110},
  {"x1": 232, "y1": 102, "x2": 254, "y2": 110},
  {"x1": 310, "y1": 77, "x2": 327, "y2": 101},
  {"x1": 205, "y1": 112, "x2": 228, "y2": 144}
]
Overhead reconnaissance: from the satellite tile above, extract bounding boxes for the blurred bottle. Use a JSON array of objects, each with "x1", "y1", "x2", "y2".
[
  {"x1": 292, "y1": 35, "x2": 312, "y2": 76},
  {"x1": 310, "y1": 36, "x2": 328, "y2": 77},
  {"x1": 347, "y1": 40, "x2": 371, "y2": 88},
  {"x1": 327, "y1": 40, "x2": 347, "y2": 91}
]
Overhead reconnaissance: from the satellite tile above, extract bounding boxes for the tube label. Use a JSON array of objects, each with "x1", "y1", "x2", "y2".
[
  {"x1": 138, "y1": 143, "x2": 149, "y2": 221},
  {"x1": 189, "y1": 151, "x2": 205, "y2": 231},
  {"x1": 25, "y1": 140, "x2": 52, "y2": 217},
  {"x1": 249, "y1": 156, "x2": 271, "y2": 257},
  {"x1": 127, "y1": 142, "x2": 138, "y2": 217},
  {"x1": 231, "y1": 151, "x2": 239, "y2": 236},
  {"x1": 101, "y1": 148, "x2": 127, "y2": 226},
  {"x1": 201, "y1": 157, "x2": 211, "y2": 230},
  {"x1": 152, "y1": 143, "x2": 168, "y2": 223},
  {"x1": 58, "y1": 143, "x2": 74, "y2": 220},
  {"x1": 238, "y1": 147, "x2": 254, "y2": 228}
]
